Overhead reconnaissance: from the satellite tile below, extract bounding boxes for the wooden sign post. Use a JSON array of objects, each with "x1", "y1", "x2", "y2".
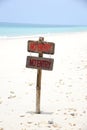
[
  {"x1": 36, "y1": 37, "x2": 43, "y2": 114},
  {"x1": 26, "y1": 37, "x2": 55, "y2": 114}
]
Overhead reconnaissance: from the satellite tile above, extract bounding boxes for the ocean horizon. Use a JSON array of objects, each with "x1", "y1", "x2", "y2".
[{"x1": 0, "y1": 23, "x2": 87, "y2": 37}]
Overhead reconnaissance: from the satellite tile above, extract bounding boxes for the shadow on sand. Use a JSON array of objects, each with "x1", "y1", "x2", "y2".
[{"x1": 26, "y1": 111, "x2": 53, "y2": 115}]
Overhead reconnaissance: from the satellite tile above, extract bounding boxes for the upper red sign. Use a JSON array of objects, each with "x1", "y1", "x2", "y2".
[{"x1": 27, "y1": 40, "x2": 55, "y2": 54}]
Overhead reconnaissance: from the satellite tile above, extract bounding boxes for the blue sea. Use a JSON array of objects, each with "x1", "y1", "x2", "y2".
[{"x1": 0, "y1": 23, "x2": 87, "y2": 37}]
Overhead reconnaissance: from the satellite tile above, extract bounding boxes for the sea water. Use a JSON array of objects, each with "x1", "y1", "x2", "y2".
[{"x1": 0, "y1": 23, "x2": 87, "y2": 37}]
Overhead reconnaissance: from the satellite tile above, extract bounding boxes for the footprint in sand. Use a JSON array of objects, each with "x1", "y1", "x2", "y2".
[
  {"x1": 0, "y1": 97, "x2": 2, "y2": 104},
  {"x1": 8, "y1": 91, "x2": 16, "y2": 99},
  {"x1": 19, "y1": 115, "x2": 25, "y2": 118},
  {"x1": 84, "y1": 65, "x2": 87, "y2": 69},
  {"x1": 8, "y1": 95, "x2": 16, "y2": 99},
  {"x1": 29, "y1": 83, "x2": 34, "y2": 86},
  {"x1": 0, "y1": 128, "x2": 3, "y2": 130},
  {"x1": 85, "y1": 96, "x2": 87, "y2": 100}
]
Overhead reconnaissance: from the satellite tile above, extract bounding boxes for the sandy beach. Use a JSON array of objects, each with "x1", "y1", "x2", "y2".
[{"x1": 0, "y1": 32, "x2": 87, "y2": 130}]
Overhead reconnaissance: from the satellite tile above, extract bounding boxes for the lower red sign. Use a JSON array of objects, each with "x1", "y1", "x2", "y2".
[{"x1": 26, "y1": 56, "x2": 54, "y2": 71}]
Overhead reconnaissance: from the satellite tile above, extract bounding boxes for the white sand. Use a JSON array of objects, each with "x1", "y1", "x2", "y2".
[{"x1": 0, "y1": 32, "x2": 87, "y2": 130}]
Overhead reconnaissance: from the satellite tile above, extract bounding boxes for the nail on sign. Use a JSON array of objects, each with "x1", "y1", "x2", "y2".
[
  {"x1": 28, "y1": 41, "x2": 55, "y2": 54},
  {"x1": 26, "y1": 56, "x2": 54, "y2": 70}
]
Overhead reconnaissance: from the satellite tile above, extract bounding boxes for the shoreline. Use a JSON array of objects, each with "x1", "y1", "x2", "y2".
[{"x1": 0, "y1": 30, "x2": 87, "y2": 39}]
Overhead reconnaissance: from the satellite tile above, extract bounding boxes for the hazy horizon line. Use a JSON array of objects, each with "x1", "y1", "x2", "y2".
[{"x1": 0, "y1": 22, "x2": 87, "y2": 27}]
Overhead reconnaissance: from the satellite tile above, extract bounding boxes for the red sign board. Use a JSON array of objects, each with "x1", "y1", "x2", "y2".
[
  {"x1": 26, "y1": 56, "x2": 54, "y2": 71},
  {"x1": 27, "y1": 41, "x2": 55, "y2": 54}
]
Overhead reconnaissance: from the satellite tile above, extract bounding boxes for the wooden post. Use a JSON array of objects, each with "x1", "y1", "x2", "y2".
[{"x1": 36, "y1": 37, "x2": 44, "y2": 114}]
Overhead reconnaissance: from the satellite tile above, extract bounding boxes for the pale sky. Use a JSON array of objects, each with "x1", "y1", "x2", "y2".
[{"x1": 0, "y1": 0, "x2": 87, "y2": 25}]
